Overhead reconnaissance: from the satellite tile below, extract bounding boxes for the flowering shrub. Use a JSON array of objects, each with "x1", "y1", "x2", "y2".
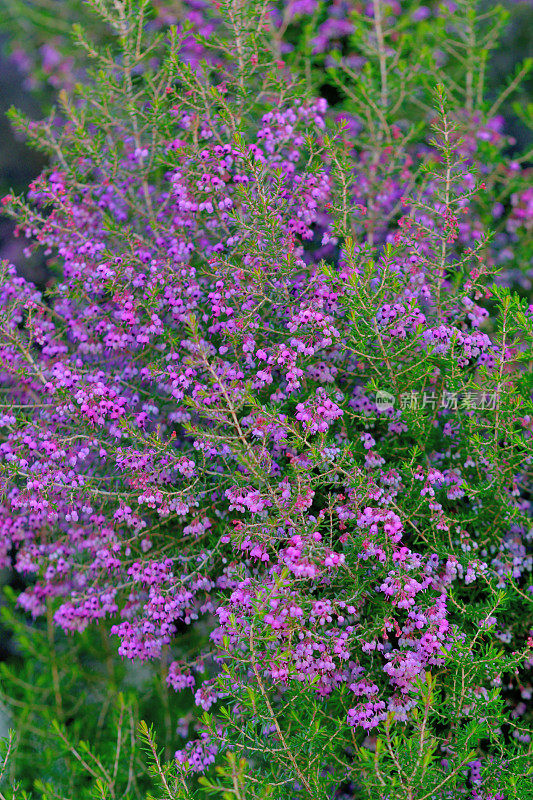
[{"x1": 0, "y1": 0, "x2": 532, "y2": 798}]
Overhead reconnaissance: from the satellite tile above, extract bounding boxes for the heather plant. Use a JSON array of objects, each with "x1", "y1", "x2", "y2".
[{"x1": 0, "y1": 1, "x2": 532, "y2": 799}]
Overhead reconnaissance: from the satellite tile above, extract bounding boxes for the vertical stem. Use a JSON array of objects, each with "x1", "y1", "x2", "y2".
[
  {"x1": 249, "y1": 628, "x2": 314, "y2": 794},
  {"x1": 493, "y1": 295, "x2": 509, "y2": 451},
  {"x1": 368, "y1": 0, "x2": 389, "y2": 247},
  {"x1": 465, "y1": 10, "x2": 475, "y2": 115},
  {"x1": 227, "y1": 0, "x2": 247, "y2": 128},
  {"x1": 46, "y1": 599, "x2": 64, "y2": 722},
  {"x1": 373, "y1": 0, "x2": 388, "y2": 111},
  {"x1": 116, "y1": 1, "x2": 157, "y2": 227},
  {"x1": 160, "y1": 644, "x2": 172, "y2": 761},
  {"x1": 435, "y1": 102, "x2": 452, "y2": 320}
]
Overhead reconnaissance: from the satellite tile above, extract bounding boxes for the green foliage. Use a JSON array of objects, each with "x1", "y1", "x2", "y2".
[{"x1": 0, "y1": 589, "x2": 195, "y2": 798}]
